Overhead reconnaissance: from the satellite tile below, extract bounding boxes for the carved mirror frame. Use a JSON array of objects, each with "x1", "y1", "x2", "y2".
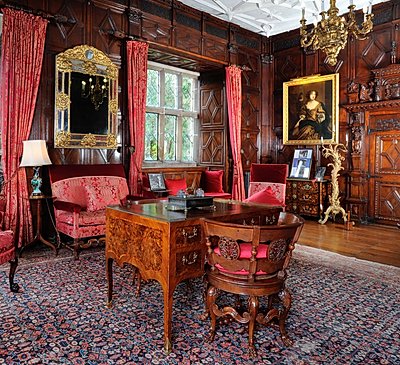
[{"x1": 54, "y1": 45, "x2": 118, "y2": 149}]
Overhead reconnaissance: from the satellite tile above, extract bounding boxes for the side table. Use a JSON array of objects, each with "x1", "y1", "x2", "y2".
[{"x1": 24, "y1": 195, "x2": 59, "y2": 254}]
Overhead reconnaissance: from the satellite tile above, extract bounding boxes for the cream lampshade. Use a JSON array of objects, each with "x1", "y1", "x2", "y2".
[{"x1": 20, "y1": 140, "x2": 52, "y2": 197}]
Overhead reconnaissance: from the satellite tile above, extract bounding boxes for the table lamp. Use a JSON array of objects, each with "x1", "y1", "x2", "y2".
[{"x1": 20, "y1": 140, "x2": 52, "y2": 197}]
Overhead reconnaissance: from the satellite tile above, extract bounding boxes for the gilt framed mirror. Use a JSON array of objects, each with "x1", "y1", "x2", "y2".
[{"x1": 54, "y1": 45, "x2": 118, "y2": 148}]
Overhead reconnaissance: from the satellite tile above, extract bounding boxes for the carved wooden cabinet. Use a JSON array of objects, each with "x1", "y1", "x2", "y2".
[
  {"x1": 344, "y1": 63, "x2": 400, "y2": 226},
  {"x1": 285, "y1": 179, "x2": 330, "y2": 218}
]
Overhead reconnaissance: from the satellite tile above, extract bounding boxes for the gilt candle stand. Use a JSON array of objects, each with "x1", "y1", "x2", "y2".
[{"x1": 319, "y1": 143, "x2": 348, "y2": 225}]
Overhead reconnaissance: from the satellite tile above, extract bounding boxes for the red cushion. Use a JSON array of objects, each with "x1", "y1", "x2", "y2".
[
  {"x1": 214, "y1": 243, "x2": 269, "y2": 275},
  {"x1": 203, "y1": 170, "x2": 224, "y2": 193},
  {"x1": 165, "y1": 178, "x2": 187, "y2": 195},
  {"x1": 244, "y1": 186, "x2": 283, "y2": 206}
]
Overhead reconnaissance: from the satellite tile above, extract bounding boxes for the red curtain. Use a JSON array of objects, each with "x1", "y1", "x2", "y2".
[
  {"x1": 126, "y1": 41, "x2": 148, "y2": 195},
  {"x1": 0, "y1": 9, "x2": 48, "y2": 247},
  {"x1": 226, "y1": 65, "x2": 245, "y2": 201}
]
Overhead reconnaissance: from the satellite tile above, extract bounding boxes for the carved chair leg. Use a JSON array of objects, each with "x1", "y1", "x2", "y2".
[
  {"x1": 9, "y1": 257, "x2": 20, "y2": 293},
  {"x1": 206, "y1": 285, "x2": 218, "y2": 342},
  {"x1": 248, "y1": 295, "x2": 259, "y2": 358},
  {"x1": 278, "y1": 288, "x2": 293, "y2": 346}
]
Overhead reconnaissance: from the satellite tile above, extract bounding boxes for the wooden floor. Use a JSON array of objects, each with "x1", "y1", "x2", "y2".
[{"x1": 298, "y1": 219, "x2": 400, "y2": 267}]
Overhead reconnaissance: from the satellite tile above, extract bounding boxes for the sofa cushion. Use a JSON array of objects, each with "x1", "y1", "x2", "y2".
[
  {"x1": 244, "y1": 186, "x2": 283, "y2": 206},
  {"x1": 165, "y1": 178, "x2": 187, "y2": 195},
  {"x1": 248, "y1": 182, "x2": 286, "y2": 206},
  {"x1": 85, "y1": 184, "x2": 121, "y2": 212},
  {"x1": 56, "y1": 210, "x2": 106, "y2": 226},
  {"x1": 203, "y1": 170, "x2": 224, "y2": 193}
]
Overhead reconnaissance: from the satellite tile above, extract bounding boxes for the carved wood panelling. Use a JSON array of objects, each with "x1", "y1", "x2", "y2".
[
  {"x1": 354, "y1": 25, "x2": 392, "y2": 82},
  {"x1": 200, "y1": 88, "x2": 224, "y2": 127},
  {"x1": 91, "y1": 4, "x2": 125, "y2": 58},
  {"x1": 175, "y1": 28, "x2": 202, "y2": 54},
  {"x1": 242, "y1": 93, "x2": 259, "y2": 130},
  {"x1": 203, "y1": 37, "x2": 228, "y2": 62},
  {"x1": 142, "y1": 17, "x2": 171, "y2": 45},
  {"x1": 46, "y1": 1, "x2": 85, "y2": 51},
  {"x1": 374, "y1": 181, "x2": 400, "y2": 223},
  {"x1": 241, "y1": 131, "x2": 258, "y2": 169},
  {"x1": 199, "y1": 130, "x2": 225, "y2": 165}
]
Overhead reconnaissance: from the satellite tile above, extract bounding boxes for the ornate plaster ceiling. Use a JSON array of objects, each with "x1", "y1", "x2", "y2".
[{"x1": 177, "y1": 0, "x2": 386, "y2": 37}]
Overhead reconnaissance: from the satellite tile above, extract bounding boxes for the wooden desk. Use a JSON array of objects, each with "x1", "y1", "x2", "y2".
[{"x1": 105, "y1": 199, "x2": 281, "y2": 352}]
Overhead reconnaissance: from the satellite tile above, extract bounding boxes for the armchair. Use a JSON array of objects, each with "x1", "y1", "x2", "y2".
[
  {"x1": 247, "y1": 164, "x2": 288, "y2": 206},
  {"x1": 0, "y1": 197, "x2": 19, "y2": 292},
  {"x1": 203, "y1": 212, "x2": 304, "y2": 356}
]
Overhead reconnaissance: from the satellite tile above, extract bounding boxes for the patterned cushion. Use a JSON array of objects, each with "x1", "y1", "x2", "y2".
[
  {"x1": 85, "y1": 184, "x2": 121, "y2": 212},
  {"x1": 248, "y1": 182, "x2": 286, "y2": 206},
  {"x1": 245, "y1": 186, "x2": 283, "y2": 206}
]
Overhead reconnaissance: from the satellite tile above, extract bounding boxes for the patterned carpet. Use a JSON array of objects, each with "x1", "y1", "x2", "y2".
[{"x1": 0, "y1": 244, "x2": 399, "y2": 365}]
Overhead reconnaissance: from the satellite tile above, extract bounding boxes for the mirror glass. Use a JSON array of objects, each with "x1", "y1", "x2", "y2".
[{"x1": 54, "y1": 45, "x2": 118, "y2": 148}]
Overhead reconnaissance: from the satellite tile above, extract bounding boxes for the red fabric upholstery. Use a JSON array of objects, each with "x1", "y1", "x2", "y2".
[
  {"x1": 245, "y1": 186, "x2": 284, "y2": 206},
  {"x1": 49, "y1": 165, "x2": 132, "y2": 255},
  {"x1": 214, "y1": 243, "x2": 269, "y2": 275},
  {"x1": 203, "y1": 170, "x2": 224, "y2": 193},
  {"x1": 204, "y1": 192, "x2": 232, "y2": 199},
  {"x1": 250, "y1": 164, "x2": 288, "y2": 184},
  {"x1": 49, "y1": 164, "x2": 126, "y2": 183},
  {"x1": 164, "y1": 178, "x2": 187, "y2": 195}
]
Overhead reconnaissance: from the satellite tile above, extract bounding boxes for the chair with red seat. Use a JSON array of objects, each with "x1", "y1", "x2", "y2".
[
  {"x1": 203, "y1": 212, "x2": 304, "y2": 357},
  {"x1": 0, "y1": 197, "x2": 19, "y2": 292},
  {"x1": 247, "y1": 163, "x2": 288, "y2": 206}
]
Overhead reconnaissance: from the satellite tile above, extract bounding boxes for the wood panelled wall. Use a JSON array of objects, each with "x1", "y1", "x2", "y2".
[
  {"x1": 4, "y1": 0, "x2": 262, "y2": 177},
  {"x1": 269, "y1": 0, "x2": 400, "y2": 226},
  {"x1": 3, "y1": 0, "x2": 400, "y2": 225}
]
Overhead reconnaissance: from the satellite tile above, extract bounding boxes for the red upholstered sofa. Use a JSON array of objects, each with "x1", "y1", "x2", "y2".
[
  {"x1": 49, "y1": 164, "x2": 140, "y2": 258},
  {"x1": 141, "y1": 167, "x2": 231, "y2": 199}
]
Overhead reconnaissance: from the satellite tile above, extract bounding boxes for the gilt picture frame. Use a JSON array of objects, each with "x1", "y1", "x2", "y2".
[{"x1": 283, "y1": 73, "x2": 339, "y2": 145}]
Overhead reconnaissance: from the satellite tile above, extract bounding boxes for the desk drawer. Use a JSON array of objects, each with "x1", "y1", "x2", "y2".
[{"x1": 175, "y1": 225, "x2": 202, "y2": 246}]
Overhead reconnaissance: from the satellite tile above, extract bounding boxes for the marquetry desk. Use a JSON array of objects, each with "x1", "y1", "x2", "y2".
[{"x1": 105, "y1": 199, "x2": 282, "y2": 353}]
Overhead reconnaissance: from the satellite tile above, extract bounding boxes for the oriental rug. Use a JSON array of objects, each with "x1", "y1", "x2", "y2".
[{"x1": 0, "y1": 244, "x2": 399, "y2": 365}]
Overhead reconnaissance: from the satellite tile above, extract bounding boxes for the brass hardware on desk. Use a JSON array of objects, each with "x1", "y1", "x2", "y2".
[{"x1": 182, "y1": 252, "x2": 198, "y2": 266}]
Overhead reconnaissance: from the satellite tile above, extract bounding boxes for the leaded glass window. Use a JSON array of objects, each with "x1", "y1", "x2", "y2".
[{"x1": 144, "y1": 61, "x2": 199, "y2": 164}]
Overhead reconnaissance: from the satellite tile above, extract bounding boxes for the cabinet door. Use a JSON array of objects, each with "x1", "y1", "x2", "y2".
[{"x1": 369, "y1": 131, "x2": 400, "y2": 225}]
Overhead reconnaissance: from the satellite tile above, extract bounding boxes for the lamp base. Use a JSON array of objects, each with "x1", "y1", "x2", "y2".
[{"x1": 30, "y1": 166, "x2": 43, "y2": 197}]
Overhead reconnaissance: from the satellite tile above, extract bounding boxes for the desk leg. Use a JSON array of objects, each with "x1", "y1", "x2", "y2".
[
  {"x1": 106, "y1": 257, "x2": 113, "y2": 308},
  {"x1": 163, "y1": 287, "x2": 173, "y2": 353}
]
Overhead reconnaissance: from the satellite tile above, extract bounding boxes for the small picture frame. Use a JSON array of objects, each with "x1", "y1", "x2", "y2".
[
  {"x1": 289, "y1": 148, "x2": 313, "y2": 179},
  {"x1": 315, "y1": 166, "x2": 326, "y2": 181},
  {"x1": 148, "y1": 173, "x2": 166, "y2": 191}
]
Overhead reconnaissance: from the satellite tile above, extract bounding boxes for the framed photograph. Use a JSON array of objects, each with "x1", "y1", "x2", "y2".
[
  {"x1": 148, "y1": 173, "x2": 167, "y2": 191},
  {"x1": 315, "y1": 166, "x2": 326, "y2": 181},
  {"x1": 289, "y1": 149, "x2": 313, "y2": 179},
  {"x1": 283, "y1": 73, "x2": 339, "y2": 145}
]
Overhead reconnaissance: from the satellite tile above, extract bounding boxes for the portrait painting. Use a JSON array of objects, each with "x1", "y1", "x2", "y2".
[{"x1": 283, "y1": 74, "x2": 339, "y2": 145}]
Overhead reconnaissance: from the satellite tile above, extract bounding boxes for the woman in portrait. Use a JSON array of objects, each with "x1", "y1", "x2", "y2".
[{"x1": 291, "y1": 90, "x2": 332, "y2": 140}]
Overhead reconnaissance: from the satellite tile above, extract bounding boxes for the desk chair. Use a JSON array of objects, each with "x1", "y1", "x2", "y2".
[{"x1": 203, "y1": 212, "x2": 304, "y2": 356}]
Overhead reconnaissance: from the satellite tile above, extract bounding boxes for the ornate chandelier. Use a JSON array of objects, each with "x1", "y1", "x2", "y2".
[
  {"x1": 300, "y1": 0, "x2": 374, "y2": 66},
  {"x1": 81, "y1": 76, "x2": 108, "y2": 111}
]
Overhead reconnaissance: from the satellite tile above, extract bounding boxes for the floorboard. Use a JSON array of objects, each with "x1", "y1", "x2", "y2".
[{"x1": 298, "y1": 218, "x2": 400, "y2": 267}]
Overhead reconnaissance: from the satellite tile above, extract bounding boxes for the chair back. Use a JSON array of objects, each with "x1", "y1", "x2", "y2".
[
  {"x1": 250, "y1": 163, "x2": 288, "y2": 184},
  {"x1": 203, "y1": 212, "x2": 304, "y2": 282}
]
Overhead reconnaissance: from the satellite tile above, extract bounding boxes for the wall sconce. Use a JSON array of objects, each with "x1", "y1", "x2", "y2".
[{"x1": 20, "y1": 140, "x2": 52, "y2": 197}]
